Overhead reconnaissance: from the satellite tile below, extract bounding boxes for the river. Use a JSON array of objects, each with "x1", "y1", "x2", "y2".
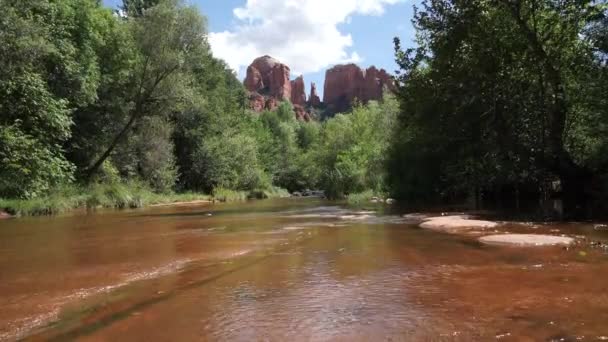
[{"x1": 1, "y1": 199, "x2": 607, "y2": 341}]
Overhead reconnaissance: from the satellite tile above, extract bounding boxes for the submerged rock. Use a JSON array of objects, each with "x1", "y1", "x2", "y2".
[
  {"x1": 419, "y1": 215, "x2": 498, "y2": 233},
  {"x1": 479, "y1": 234, "x2": 574, "y2": 247},
  {"x1": 0, "y1": 210, "x2": 11, "y2": 219}
]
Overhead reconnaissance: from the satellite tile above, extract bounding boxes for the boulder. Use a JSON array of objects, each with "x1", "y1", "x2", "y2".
[
  {"x1": 479, "y1": 234, "x2": 574, "y2": 247},
  {"x1": 0, "y1": 210, "x2": 11, "y2": 219},
  {"x1": 420, "y1": 215, "x2": 498, "y2": 233}
]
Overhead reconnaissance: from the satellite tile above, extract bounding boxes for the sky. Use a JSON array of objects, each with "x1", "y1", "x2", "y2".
[{"x1": 102, "y1": 0, "x2": 418, "y2": 99}]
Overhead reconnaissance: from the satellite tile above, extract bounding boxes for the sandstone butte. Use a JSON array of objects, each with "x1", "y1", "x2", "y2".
[{"x1": 243, "y1": 55, "x2": 395, "y2": 120}]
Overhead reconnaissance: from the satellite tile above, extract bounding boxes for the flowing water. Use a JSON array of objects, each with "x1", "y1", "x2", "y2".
[{"x1": 1, "y1": 199, "x2": 608, "y2": 341}]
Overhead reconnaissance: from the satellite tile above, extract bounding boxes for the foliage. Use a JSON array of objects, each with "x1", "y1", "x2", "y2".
[
  {"x1": 0, "y1": 182, "x2": 210, "y2": 216},
  {"x1": 388, "y1": 0, "x2": 608, "y2": 215},
  {"x1": 212, "y1": 188, "x2": 249, "y2": 202},
  {"x1": 193, "y1": 133, "x2": 266, "y2": 192},
  {"x1": 307, "y1": 96, "x2": 399, "y2": 198}
]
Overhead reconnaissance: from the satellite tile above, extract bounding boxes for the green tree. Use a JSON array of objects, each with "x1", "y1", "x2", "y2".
[
  {"x1": 389, "y1": 0, "x2": 608, "y2": 215},
  {"x1": 0, "y1": 0, "x2": 110, "y2": 197},
  {"x1": 86, "y1": 0, "x2": 209, "y2": 179}
]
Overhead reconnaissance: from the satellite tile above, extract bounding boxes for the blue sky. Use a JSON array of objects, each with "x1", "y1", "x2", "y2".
[{"x1": 102, "y1": 0, "x2": 418, "y2": 99}]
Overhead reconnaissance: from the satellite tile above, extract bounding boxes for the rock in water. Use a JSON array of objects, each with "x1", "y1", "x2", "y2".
[
  {"x1": 479, "y1": 234, "x2": 574, "y2": 247},
  {"x1": 419, "y1": 215, "x2": 498, "y2": 233}
]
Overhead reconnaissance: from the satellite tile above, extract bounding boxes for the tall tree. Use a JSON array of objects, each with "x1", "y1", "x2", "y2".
[
  {"x1": 122, "y1": 0, "x2": 161, "y2": 17},
  {"x1": 86, "y1": 0, "x2": 209, "y2": 179},
  {"x1": 389, "y1": 0, "x2": 607, "y2": 216},
  {"x1": 0, "y1": 0, "x2": 110, "y2": 197}
]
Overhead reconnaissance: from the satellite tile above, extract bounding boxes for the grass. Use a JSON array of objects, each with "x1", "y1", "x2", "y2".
[
  {"x1": 346, "y1": 190, "x2": 387, "y2": 205},
  {"x1": 248, "y1": 186, "x2": 291, "y2": 200},
  {"x1": 212, "y1": 188, "x2": 249, "y2": 202},
  {"x1": 0, "y1": 183, "x2": 210, "y2": 217},
  {"x1": 0, "y1": 183, "x2": 292, "y2": 217},
  {"x1": 212, "y1": 186, "x2": 291, "y2": 202}
]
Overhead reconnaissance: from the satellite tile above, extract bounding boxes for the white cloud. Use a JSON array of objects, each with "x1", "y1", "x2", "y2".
[{"x1": 209, "y1": 0, "x2": 403, "y2": 76}]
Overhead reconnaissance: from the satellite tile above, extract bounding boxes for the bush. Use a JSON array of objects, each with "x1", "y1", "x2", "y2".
[
  {"x1": 193, "y1": 133, "x2": 265, "y2": 191},
  {"x1": 212, "y1": 187, "x2": 249, "y2": 202},
  {"x1": 0, "y1": 124, "x2": 75, "y2": 199}
]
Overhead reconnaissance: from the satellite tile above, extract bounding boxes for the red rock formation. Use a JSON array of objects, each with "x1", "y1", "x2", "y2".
[
  {"x1": 249, "y1": 93, "x2": 266, "y2": 112},
  {"x1": 244, "y1": 64, "x2": 263, "y2": 92},
  {"x1": 323, "y1": 64, "x2": 365, "y2": 113},
  {"x1": 308, "y1": 82, "x2": 321, "y2": 107},
  {"x1": 323, "y1": 64, "x2": 395, "y2": 114},
  {"x1": 294, "y1": 104, "x2": 311, "y2": 122},
  {"x1": 244, "y1": 55, "x2": 291, "y2": 100},
  {"x1": 265, "y1": 97, "x2": 278, "y2": 111},
  {"x1": 269, "y1": 63, "x2": 291, "y2": 100},
  {"x1": 290, "y1": 76, "x2": 307, "y2": 106},
  {"x1": 244, "y1": 55, "x2": 395, "y2": 120},
  {"x1": 244, "y1": 55, "x2": 312, "y2": 121}
]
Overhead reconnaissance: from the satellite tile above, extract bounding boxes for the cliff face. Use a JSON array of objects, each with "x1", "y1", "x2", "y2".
[
  {"x1": 308, "y1": 82, "x2": 321, "y2": 108},
  {"x1": 244, "y1": 55, "x2": 291, "y2": 100},
  {"x1": 323, "y1": 64, "x2": 395, "y2": 114},
  {"x1": 290, "y1": 76, "x2": 307, "y2": 106},
  {"x1": 244, "y1": 56, "x2": 311, "y2": 120},
  {"x1": 244, "y1": 56, "x2": 394, "y2": 119}
]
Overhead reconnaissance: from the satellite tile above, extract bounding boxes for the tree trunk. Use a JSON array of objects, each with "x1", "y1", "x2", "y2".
[
  {"x1": 501, "y1": 0, "x2": 592, "y2": 218},
  {"x1": 85, "y1": 112, "x2": 138, "y2": 180}
]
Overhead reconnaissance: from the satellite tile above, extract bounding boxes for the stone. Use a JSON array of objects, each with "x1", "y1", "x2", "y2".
[
  {"x1": 309, "y1": 82, "x2": 321, "y2": 107},
  {"x1": 291, "y1": 75, "x2": 307, "y2": 106},
  {"x1": 0, "y1": 210, "x2": 11, "y2": 219},
  {"x1": 479, "y1": 234, "x2": 574, "y2": 247},
  {"x1": 420, "y1": 215, "x2": 498, "y2": 233}
]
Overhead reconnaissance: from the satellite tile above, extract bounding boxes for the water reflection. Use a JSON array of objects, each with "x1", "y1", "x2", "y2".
[{"x1": 0, "y1": 199, "x2": 607, "y2": 341}]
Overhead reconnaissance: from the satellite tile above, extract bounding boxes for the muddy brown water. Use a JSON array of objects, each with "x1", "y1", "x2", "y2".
[{"x1": 1, "y1": 199, "x2": 608, "y2": 341}]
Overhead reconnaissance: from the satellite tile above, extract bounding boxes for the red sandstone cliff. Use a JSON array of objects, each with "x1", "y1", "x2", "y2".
[
  {"x1": 244, "y1": 56, "x2": 394, "y2": 119},
  {"x1": 290, "y1": 76, "x2": 307, "y2": 106},
  {"x1": 245, "y1": 55, "x2": 291, "y2": 100},
  {"x1": 308, "y1": 82, "x2": 321, "y2": 107},
  {"x1": 323, "y1": 64, "x2": 395, "y2": 114},
  {"x1": 244, "y1": 56, "x2": 311, "y2": 120}
]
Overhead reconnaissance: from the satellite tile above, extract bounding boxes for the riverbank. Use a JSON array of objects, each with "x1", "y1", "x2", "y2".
[{"x1": 0, "y1": 184, "x2": 290, "y2": 217}]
